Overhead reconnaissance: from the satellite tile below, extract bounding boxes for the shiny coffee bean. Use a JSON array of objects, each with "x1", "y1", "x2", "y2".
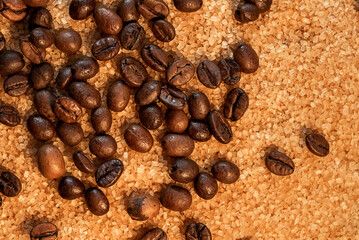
[
  {"x1": 185, "y1": 223, "x2": 212, "y2": 240},
  {"x1": 169, "y1": 158, "x2": 199, "y2": 183},
  {"x1": 0, "y1": 32, "x2": 5, "y2": 52},
  {"x1": 85, "y1": 187, "x2": 109, "y2": 216},
  {"x1": 136, "y1": 0, "x2": 169, "y2": 20},
  {"x1": 119, "y1": 57, "x2": 148, "y2": 87},
  {"x1": 94, "y1": 6, "x2": 123, "y2": 35},
  {"x1": 89, "y1": 134, "x2": 117, "y2": 159},
  {"x1": 54, "y1": 97, "x2": 82, "y2": 123},
  {"x1": 4, "y1": 74, "x2": 30, "y2": 97},
  {"x1": 139, "y1": 104, "x2": 164, "y2": 130},
  {"x1": 28, "y1": 7, "x2": 52, "y2": 29},
  {"x1": 73, "y1": 151, "x2": 97, "y2": 173},
  {"x1": 126, "y1": 192, "x2": 160, "y2": 221},
  {"x1": 165, "y1": 109, "x2": 188, "y2": 133},
  {"x1": 159, "y1": 84, "x2": 187, "y2": 110},
  {"x1": 218, "y1": 58, "x2": 241, "y2": 85},
  {"x1": 55, "y1": 29, "x2": 82, "y2": 54},
  {"x1": 197, "y1": 60, "x2": 222, "y2": 89},
  {"x1": 160, "y1": 185, "x2": 192, "y2": 211},
  {"x1": 56, "y1": 122, "x2": 84, "y2": 146},
  {"x1": 58, "y1": 176, "x2": 85, "y2": 200},
  {"x1": 208, "y1": 110, "x2": 232, "y2": 144},
  {"x1": 211, "y1": 160, "x2": 240, "y2": 184},
  {"x1": 162, "y1": 133, "x2": 194, "y2": 157},
  {"x1": 37, "y1": 144, "x2": 65, "y2": 179},
  {"x1": 188, "y1": 92, "x2": 210, "y2": 120},
  {"x1": 68, "y1": 81, "x2": 101, "y2": 109},
  {"x1": 1, "y1": 0, "x2": 27, "y2": 22},
  {"x1": 0, "y1": 50, "x2": 25, "y2": 76},
  {"x1": 91, "y1": 106, "x2": 112, "y2": 133},
  {"x1": 20, "y1": 36, "x2": 46, "y2": 64},
  {"x1": 223, "y1": 88, "x2": 249, "y2": 121},
  {"x1": 141, "y1": 44, "x2": 169, "y2": 72},
  {"x1": 30, "y1": 223, "x2": 58, "y2": 240},
  {"x1": 27, "y1": 114, "x2": 55, "y2": 141},
  {"x1": 71, "y1": 57, "x2": 99, "y2": 80},
  {"x1": 152, "y1": 19, "x2": 176, "y2": 42},
  {"x1": 235, "y1": 4, "x2": 260, "y2": 23},
  {"x1": 34, "y1": 89, "x2": 56, "y2": 119},
  {"x1": 29, "y1": 27, "x2": 54, "y2": 49},
  {"x1": 23, "y1": 0, "x2": 49, "y2": 7},
  {"x1": 305, "y1": 133, "x2": 330, "y2": 157},
  {"x1": 117, "y1": 0, "x2": 140, "y2": 22},
  {"x1": 265, "y1": 151, "x2": 295, "y2": 176},
  {"x1": 96, "y1": 159, "x2": 124, "y2": 188},
  {"x1": 119, "y1": 22, "x2": 145, "y2": 50},
  {"x1": 91, "y1": 36, "x2": 120, "y2": 61},
  {"x1": 173, "y1": 0, "x2": 202, "y2": 12},
  {"x1": 107, "y1": 80, "x2": 131, "y2": 112},
  {"x1": 187, "y1": 120, "x2": 211, "y2": 142},
  {"x1": 0, "y1": 171, "x2": 22, "y2": 197},
  {"x1": 166, "y1": 59, "x2": 194, "y2": 86},
  {"x1": 29, "y1": 62, "x2": 54, "y2": 90},
  {"x1": 0, "y1": 105, "x2": 21, "y2": 127},
  {"x1": 194, "y1": 172, "x2": 218, "y2": 200},
  {"x1": 56, "y1": 66, "x2": 73, "y2": 89},
  {"x1": 234, "y1": 43, "x2": 259, "y2": 73},
  {"x1": 139, "y1": 228, "x2": 167, "y2": 240},
  {"x1": 69, "y1": 0, "x2": 96, "y2": 20},
  {"x1": 124, "y1": 123, "x2": 153, "y2": 153},
  {"x1": 245, "y1": 0, "x2": 272, "y2": 13},
  {"x1": 135, "y1": 80, "x2": 162, "y2": 106}
]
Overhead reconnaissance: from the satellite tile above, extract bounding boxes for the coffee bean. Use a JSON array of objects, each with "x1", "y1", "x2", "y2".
[
  {"x1": 34, "y1": 89, "x2": 56, "y2": 119},
  {"x1": 23, "y1": 0, "x2": 48, "y2": 7},
  {"x1": 89, "y1": 134, "x2": 117, "y2": 159},
  {"x1": 68, "y1": 81, "x2": 101, "y2": 109},
  {"x1": 119, "y1": 22, "x2": 145, "y2": 50},
  {"x1": 94, "y1": 6, "x2": 123, "y2": 35},
  {"x1": 55, "y1": 29, "x2": 82, "y2": 54},
  {"x1": 173, "y1": 0, "x2": 202, "y2": 12},
  {"x1": 208, "y1": 110, "x2": 232, "y2": 144},
  {"x1": 211, "y1": 160, "x2": 240, "y2": 184},
  {"x1": 141, "y1": 44, "x2": 169, "y2": 72},
  {"x1": 305, "y1": 133, "x2": 330, "y2": 157},
  {"x1": 30, "y1": 222, "x2": 58, "y2": 240},
  {"x1": 126, "y1": 192, "x2": 160, "y2": 221},
  {"x1": 136, "y1": 0, "x2": 169, "y2": 20},
  {"x1": 188, "y1": 92, "x2": 210, "y2": 120},
  {"x1": 119, "y1": 57, "x2": 148, "y2": 87},
  {"x1": 223, "y1": 88, "x2": 249, "y2": 121},
  {"x1": 165, "y1": 109, "x2": 188, "y2": 133},
  {"x1": 135, "y1": 80, "x2": 162, "y2": 106},
  {"x1": 139, "y1": 228, "x2": 167, "y2": 240},
  {"x1": 20, "y1": 36, "x2": 46, "y2": 64},
  {"x1": 69, "y1": 0, "x2": 96, "y2": 20},
  {"x1": 0, "y1": 195, "x2": 2, "y2": 207},
  {"x1": 29, "y1": 62, "x2": 54, "y2": 90},
  {"x1": 194, "y1": 172, "x2": 218, "y2": 200},
  {"x1": 73, "y1": 150, "x2": 97, "y2": 173},
  {"x1": 124, "y1": 123, "x2": 153, "y2": 153},
  {"x1": 187, "y1": 120, "x2": 211, "y2": 142},
  {"x1": 234, "y1": 43, "x2": 259, "y2": 73},
  {"x1": 160, "y1": 185, "x2": 192, "y2": 211},
  {"x1": 91, "y1": 36, "x2": 120, "y2": 61},
  {"x1": 197, "y1": 60, "x2": 222, "y2": 89},
  {"x1": 162, "y1": 133, "x2": 194, "y2": 157},
  {"x1": 1, "y1": 0, "x2": 27, "y2": 22},
  {"x1": 159, "y1": 84, "x2": 187, "y2": 110},
  {"x1": 4, "y1": 74, "x2": 30, "y2": 97},
  {"x1": 117, "y1": 0, "x2": 140, "y2": 22},
  {"x1": 235, "y1": 4, "x2": 260, "y2": 23},
  {"x1": 185, "y1": 223, "x2": 211, "y2": 240},
  {"x1": 37, "y1": 144, "x2": 65, "y2": 179},
  {"x1": 0, "y1": 105, "x2": 21, "y2": 127},
  {"x1": 107, "y1": 80, "x2": 131, "y2": 112},
  {"x1": 29, "y1": 27, "x2": 54, "y2": 49},
  {"x1": 56, "y1": 122, "x2": 84, "y2": 146},
  {"x1": 91, "y1": 106, "x2": 112, "y2": 133},
  {"x1": 0, "y1": 171, "x2": 22, "y2": 197},
  {"x1": 27, "y1": 114, "x2": 55, "y2": 141},
  {"x1": 139, "y1": 104, "x2": 164, "y2": 130},
  {"x1": 28, "y1": 7, "x2": 52, "y2": 29},
  {"x1": 56, "y1": 66, "x2": 73, "y2": 89},
  {"x1": 54, "y1": 97, "x2": 82, "y2": 123},
  {"x1": 0, "y1": 50, "x2": 25, "y2": 76},
  {"x1": 166, "y1": 59, "x2": 194, "y2": 86},
  {"x1": 0, "y1": 32, "x2": 5, "y2": 52},
  {"x1": 85, "y1": 187, "x2": 109, "y2": 216},
  {"x1": 71, "y1": 57, "x2": 99, "y2": 80},
  {"x1": 95, "y1": 159, "x2": 124, "y2": 188},
  {"x1": 265, "y1": 151, "x2": 295, "y2": 176},
  {"x1": 218, "y1": 58, "x2": 241, "y2": 85},
  {"x1": 169, "y1": 158, "x2": 199, "y2": 183},
  {"x1": 245, "y1": 0, "x2": 272, "y2": 13},
  {"x1": 152, "y1": 19, "x2": 176, "y2": 42},
  {"x1": 58, "y1": 176, "x2": 85, "y2": 200}
]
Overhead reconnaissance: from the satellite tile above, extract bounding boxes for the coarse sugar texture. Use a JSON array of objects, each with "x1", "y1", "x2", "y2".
[{"x1": 0, "y1": 0, "x2": 359, "y2": 239}]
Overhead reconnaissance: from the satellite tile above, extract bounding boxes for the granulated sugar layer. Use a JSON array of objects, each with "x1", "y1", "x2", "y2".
[{"x1": 0, "y1": 0, "x2": 359, "y2": 239}]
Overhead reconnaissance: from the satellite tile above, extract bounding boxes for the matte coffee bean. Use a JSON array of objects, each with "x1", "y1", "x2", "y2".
[
  {"x1": 141, "y1": 44, "x2": 169, "y2": 72},
  {"x1": 85, "y1": 187, "x2": 109, "y2": 216},
  {"x1": 211, "y1": 160, "x2": 240, "y2": 184},
  {"x1": 185, "y1": 223, "x2": 212, "y2": 240},
  {"x1": 28, "y1": 7, "x2": 52, "y2": 29},
  {"x1": 58, "y1": 176, "x2": 85, "y2": 200},
  {"x1": 89, "y1": 134, "x2": 117, "y2": 159},
  {"x1": 0, "y1": 50, "x2": 25, "y2": 76},
  {"x1": 91, "y1": 36, "x2": 120, "y2": 61},
  {"x1": 34, "y1": 89, "x2": 56, "y2": 119},
  {"x1": 265, "y1": 151, "x2": 295, "y2": 176},
  {"x1": 173, "y1": 0, "x2": 202, "y2": 12},
  {"x1": 0, "y1": 32, "x2": 5, "y2": 52},
  {"x1": 135, "y1": 80, "x2": 162, "y2": 106},
  {"x1": 234, "y1": 43, "x2": 259, "y2": 73},
  {"x1": 139, "y1": 104, "x2": 163, "y2": 130},
  {"x1": 165, "y1": 109, "x2": 188, "y2": 133},
  {"x1": 126, "y1": 192, "x2": 160, "y2": 221},
  {"x1": 73, "y1": 151, "x2": 97, "y2": 173},
  {"x1": 23, "y1": 0, "x2": 49, "y2": 7},
  {"x1": 169, "y1": 158, "x2": 199, "y2": 183},
  {"x1": 119, "y1": 22, "x2": 145, "y2": 50},
  {"x1": 187, "y1": 120, "x2": 211, "y2": 142},
  {"x1": 107, "y1": 81, "x2": 131, "y2": 112},
  {"x1": 152, "y1": 19, "x2": 176, "y2": 42},
  {"x1": 27, "y1": 114, "x2": 55, "y2": 141},
  {"x1": 91, "y1": 106, "x2": 112, "y2": 133},
  {"x1": 218, "y1": 58, "x2": 241, "y2": 85},
  {"x1": 117, "y1": 0, "x2": 140, "y2": 22},
  {"x1": 37, "y1": 144, "x2": 65, "y2": 179},
  {"x1": 197, "y1": 60, "x2": 222, "y2": 89},
  {"x1": 305, "y1": 133, "x2": 330, "y2": 157},
  {"x1": 235, "y1": 4, "x2": 260, "y2": 23},
  {"x1": 208, "y1": 110, "x2": 232, "y2": 144},
  {"x1": 0, "y1": 171, "x2": 22, "y2": 197},
  {"x1": 194, "y1": 172, "x2": 218, "y2": 200},
  {"x1": 71, "y1": 57, "x2": 99, "y2": 80},
  {"x1": 54, "y1": 97, "x2": 82, "y2": 123},
  {"x1": 119, "y1": 57, "x2": 148, "y2": 87},
  {"x1": 188, "y1": 92, "x2": 210, "y2": 120},
  {"x1": 20, "y1": 36, "x2": 46, "y2": 64},
  {"x1": 68, "y1": 81, "x2": 101, "y2": 109},
  {"x1": 162, "y1": 133, "x2": 194, "y2": 157},
  {"x1": 139, "y1": 228, "x2": 167, "y2": 240},
  {"x1": 136, "y1": 0, "x2": 169, "y2": 20},
  {"x1": 29, "y1": 62, "x2": 54, "y2": 90},
  {"x1": 30, "y1": 223, "x2": 58, "y2": 240},
  {"x1": 55, "y1": 29, "x2": 82, "y2": 54},
  {"x1": 159, "y1": 84, "x2": 187, "y2": 110},
  {"x1": 166, "y1": 59, "x2": 194, "y2": 86},
  {"x1": 0, "y1": 105, "x2": 21, "y2": 127},
  {"x1": 160, "y1": 185, "x2": 192, "y2": 211},
  {"x1": 1, "y1": 0, "x2": 27, "y2": 22},
  {"x1": 223, "y1": 88, "x2": 249, "y2": 121},
  {"x1": 4, "y1": 74, "x2": 30, "y2": 97},
  {"x1": 69, "y1": 0, "x2": 96, "y2": 20},
  {"x1": 56, "y1": 122, "x2": 84, "y2": 146},
  {"x1": 56, "y1": 66, "x2": 73, "y2": 89},
  {"x1": 124, "y1": 123, "x2": 153, "y2": 153},
  {"x1": 94, "y1": 7, "x2": 123, "y2": 35},
  {"x1": 96, "y1": 159, "x2": 124, "y2": 188},
  {"x1": 29, "y1": 27, "x2": 54, "y2": 49},
  {"x1": 245, "y1": 0, "x2": 272, "y2": 13}
]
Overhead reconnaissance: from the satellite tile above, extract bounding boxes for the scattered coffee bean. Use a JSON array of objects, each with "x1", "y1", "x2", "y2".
[
  {"x1": 139, "y1": 104, "x2": 164, "y2": 130},
  {"x1": 166, "y1": 59, "x2": 194, "y2": 86},
  {"x1": 94, "y1": 6, "x2": 123, "y2": 35},
  {"x1": 187, "y1": 120, "x2": 211, "y2": 142},
  {"x1": 305, "y1": 133, "x2": 330, "y2": 157},
  {"x1": 141, "y1": 44, "x2": 169, "y2": 72},
  {"x1": 194, "y1": 172, "x2": 218, "y2": 200},
  {"x1": 162, "y1": 133, "x2": 194, "y2": 157},
  {"x1": 4, "y1": 74, "x2": 30, "y2": 97},
  {"x1": 73, "y1": 150, "x2": 97, "y2": 173},
  {"x1": 56, "y1": 66, "x2": 73, "y2": 89},
  {"x1": 126, "y1": 192, "x2": 160, "y2": 221},
  {"x1": 30, "y1": 222, "x2": 58, "y2": 240},
  {"x1": 0, "y1": 32, "x2": 5, "y2": 52},
  {"x1": 27, "y1": 114, "x2": 55, "y2": 141},
  {"x1": 69, "y1": 0, "x2": 96, "y2": 20},
  {"x1": 223, "y1": 88, "x2": 249, "y2": 121},
  {"x1": 211, "y1": 160, "x2": 240, "y2": 184},
  {"x1": 245, "y1": 0, "x2": 272, "y2": 13},
  {"x1": 188, "y1": 92, "x2": 210, "y2": 120},
  {"x1": 139, "y1": 228, "x2": 167, "y2": 240},
  {"x1": 89, "y1": 134, "x2": 117, "y2": 159},
  {"x1": 208, "y1": 110, "x2": 232, "y2": 144},
  {"x1": 0, "y1": 171, "x2": 22, "y2": 197},
  {"x1": 235, "y1": 4, "x2": 260, "y2": 23},
  {"x1": 265, "y1": 151, "x2": 295, "y2": 176},
  {"x1": 55, "y1": 29, "x2": 82, "y2": 54},
  {"x1": 160, "y1": 185, "x2": 192, "y2": 211},
  {"x1": 85, "y1": 187, "x2": 109, "y2": 216},
  {"x1": 124, "y1": 123, "x2": 153, "y2": 153},
  {"x1": 234, "y1": 43, "x2": 259, "y2": 73},
  {"x1": 1, "y1": 0, "x2": 27, "y2": 22},
  {"x1": 37, "y1": 143, "x2": 65, "y2": 179},
  {"x1": 71, "y1": 57, "x2": 99, "y2": 80},
  {"x1": 91, "y1": 36, "x2": 120, "y2": 61},
  {"x1": 119, "y1": 57, "x2": 148, "y2": 87},
  {"x1": 107, "y1": 80, "x2": 131, "y2": 112},
  {"x1": 185, "y1": 223, "x2": 212, "y2": 240},
  {"x1": 23, "y1": 0, "x2": 49, "y2": 7},
  {"x1": 29, "y1": 62, "x2": 54, "y2": 90},
  {"x1": 29, "y1": 27, "x2": 54, "y2": 49},
  {"x1": 135, "y1": 80, "x2": 162, "y2": 106},
  {"x1": 165, "y1": 109, "x2": 188, "y2": 133},
  {"x1": 0, "y1": 50, "x2": 25, "y2": 76},
  {"x1": 119, "y1": 22, "x2": 145, "y2": 50},
  {"x1": 136, "y1": 0, "x2": 169, "y2": 20},
  {"x1": 218, "y1": 58, "x2": 241, "y2": 85},
  {"x1": 0, "y1": 105, "x2": 21, "y2": 127},
  {"x1": 21, "y1": 36, "x2": 46, "y2": 64},
  {"x1": 91, "y1": 106, "x2": 112, "y2": 133},
  {"x1": 34, "y1": 89, "x2": 56, "y2": 119},
  {"x1": 28, "y1": 7, "x2": 53, "y2": 29},
  {"x1": 58, "y1": 175, "x2": 85, "y2": 200},
  {"x1": 56, "y1": 122, "x2": 84, "y2": 146},
  {"x1": 117, "y1": 0, "x2": 140, "y2": 22},
  {"x1": 197, "y1": 60, "x2": 222, "y2": 89},
  {"x1": 95, "y1": 159, "x2": 124, "y2": 188},
  {"x1": 159, "y1": 84, "x2": 187, "y2": 110},
  {"x1": 68, "y1": 81, "x2": 101, "y2": 110},
  {"x1": 54, "y1": 96, "x2": 82, "y2": 123},
  {"x1": 0, "y1": 195, "x2": 2, "y2": 207},
  {"x1": 169, "y1": 158, "x2": 199, "y2": 183},
  {"x1": 173, "y1": 0, "x2": 202, "y2": 12},
  {"x1": 152, "y1": 19, "x2": 176, "y2": 42}
]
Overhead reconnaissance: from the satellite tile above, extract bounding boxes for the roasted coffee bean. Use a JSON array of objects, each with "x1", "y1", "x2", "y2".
[
  {"x1": 4, "y1": 74, "x2": 30, "y2": 97},
  {"x1": 152, "y1": 19, "x2": 176, "y2": 42},
  {"x1": 188, "y1": 92, "x2": 210, "y2": 120},
  {"x1": 169, "y1": 158, "x2": 199, "y2": 183},
  {"x1": 159, "y1": 84, "x2": 187, "y2": 110},
  {"x1": 208, "y1": 110, "x2": 232, "y2": 144},
  {"x1": 234, "y1": 43, "x2": 259, "y2": 73},
  {"x1": 0, "y1": 32, "x2": 5, "y2": 52},
  {"x1": 305, "y1": 133, "x2": 330, "y2": 157},
  {"x1": 141, "y1": 44, "x2": 169, "y2": 72},
  {"x1": 119, "y1": 57, "x2": 148, "y2": 87},
  {"x1": 1, "y1": 0, "x2": 27, "y2": 22},
  {"x1": 20, "y1": 36, "x2": 46, "y2": 64},
  {"x1": 71, "y1": 57, "x2": 99, "y2": 80},
  {"x1": 94, "y1": 6, "x2": 123, "y2": 35},
  {"x1": 139, "y1": 228, "x2": 167, "y2": 240},
  {"x1": 162, "y1": 133, "x2": 194, "y2": 157},
  {"x1": 89, "y1": 134, "x2": 117, "y2": 159},
  {"x1": 173, "y1": 0, "x2": 202, "y2": 12},
  {"x1": 85, "y1": 187, "x2": 109, "y2": 216},
  {"x1": 160, "y1": 185, "x2": 192, "y2": 211},
  {"x1": 0, "y1": 195, "x2": 2, "y2": 207},
  {"x1": 37, "y1": 144, "x2": 65, "y2": 179},
  {"x1": 136, "y1": 0, "x2": 169, "y2": 20},
  {"x1": 218, "y1": 58, "x2": 241, "y2": 85},
  {"x1": 34, "y1": 89, "x2": 56, "y2": 119},
  {"x1": 107, "y1": 80, "x2": 131, "y2": 112},
  {"x1": 91, "y1": 36, "x2": 120, "y2": 61},
  {"x1": 197, "y1": 60, "x2": 222, "y2": 89},
  {"x1": 166, "y1": 59, "x2": 194, "y2": 86},
  {"x1": 58, "y1": 176, "x2": 85, "y2": 200},
  {"x1": 0, "y1": 105, "x2": 21, "y2": 127},
  {"x1": 56, "y1": 122, "x2": 84, "y2": 146},
  {"x1": 91, "y1": 106, "x2": 112, "y2": 133},
  {"x1": 0, "y1": 50, "x2": 25, "y2": 76},
  {"x1": 223, "y1": 88, "x2": 249, "y2": 121},
  {"x1": 69, "y1": 0, "x2": 96, "y2": 20},
  {"x1": 68, "y1": 81, "x2": 101, "y2": 109},
  {"x1": 29, "y1": 27, "x2": 54, "y2": 49},
  {"x1": 54, "y1": 96, "x2": 82, "y2": 123},
  {"x1": 245, "y1": 0, "x2": 272, "y2": 13},
  {"x1": 29, "y1": 62, "x2": 54, "y2": 90},
  {"x1": 23, "y1": 0, "x2": 49, "y2": 7},
  {"x1": 235, "y1": 4, "x2": 260, "y2": 23},
  {"x1": 117, "y1": 0, "x2": 140, "y2": 22},
  {"x1": 211, "y1": 160, "x2": 240, "y2": 184},
  {"x1": 187, "y1": 120, "x2": 211, "y2": 142},
  {"x1": 139, "y1": 104, "x2": 163, "y2": 130},
  {"x1": 95, "y1": 159, "x2": 124, "y2": 188},
  {"x1": 194, "y1": 172, "x2": 218, "y2": 200},
  {"x1": 55, "y1": 29, "x2": 82, "y2": 54},
  {"x1": 30, "y1": 223, "x2": 58, "y2": 240},
  {"x1": 28, "y1": 7, "x2": 52, "y2": 29},
  {"x1": 165, "y1": 109, "x2": 188, "y2": 133},
  {"x1": 119, "y1": 22, "x2": 145, "y2": 50},
  {"x1": 185, "y1": 223, "x2": 212, "y2": 240},
  {"x1": 126, "y1": 192, "x2": 160, "y2": 221},
  {"x1": 0, "y1": 171, "x2": 22, "y2": 197},
  {"x1": 27, "y1": 114, "x2": 55, "y2": 141},
  {"x1": 124, "y1": 123, "x2": 153, "y2": 153},
  {"x1": 265, "y1": 151, "x2": 295, "y2": 176},
  {"x1": 135, "y1": 80, "x2": 162, "y2": 106},
  {"x1": 56, "y1": 66, "x2": 73, "y2": 89},
  {"x1": 73, "y1": 151, "x2": 97, "y2": 173}
]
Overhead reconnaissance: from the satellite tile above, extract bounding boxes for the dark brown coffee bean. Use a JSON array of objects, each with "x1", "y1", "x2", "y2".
[
  {"x1": 23, "y1": 0, "x2": 48, "y2": 7},
  {"x1": 160, "y1": 185, "x2": 192, "y2": 211},
  {"x1": 119, "y1": 22, "x2": 145, "y2": 50},
  {"x1": 94, "y1": 6, "x2": 123, "y2": 35},
  {"x1": 20, "y1": 36, "x2": 46, "y2": 64},
  {"x1": 0, "y1": 195, "x2": 2, "y2": 207},
  {"x1": 245, "y1": 0, "x2": 272, "y2": 13},
  {"x1": 0, "y1": 105, "x2": 21, "y2": 127},
  {"x1": 218, "y1": 58, "x2": 241, "y2": 85},
  {"x1": 29, "y1": 27, "x2": 54, "y2": 49},
  {"x1": 4, "y1": 74, "x2": 30, "y2": 97},
  {"x1": 235, "y1": 4, "x2": 260, "y2": 23},
  {"x1": 85, "y1": 187, "x2": 109, "y2": 216},
  {"x1": 30, "y1": 222, "x2": 58, "y2": 240},
  {"x1": 136, "y1": 0, "x2": 169, "y2": 20},
  {"x1": 165, "y1": 109, "x2": 188, "y2": 133},
  {"x1": 1, "y1": 0, "x2": 27, "y2": 22},
  {"x1": 187, "y1": 120, "x2": 211, "y2": 142},
  {"x1": 29, "y1": 62, "x2": 54, "y2": 90},
  {"x1": 119, "y1": 57, "x2": 148, "y2": 87},
  {"x1": 162, "y1": 133, "x2": 194, "y2": 157},
  {"x1": 197, "y1": 60, "x2": 222, "y2": 89},
  {"x1": 305, "y1": 133, "x2": 330, "y2": 157},
  {"x1": 185, "y1": 223, "x2": 212, "y2": 240},
  {"x1": 141, "y1": 44, "x2": 169, "y2": 72},
  {"x1": 27, "y1": 114, "x2": 55, "y2": 141},
  {"x1": 91, "y1": 106, "x2": 112, "y2": 133},
  {"x1": 223, "y1": 88, "x2": 249, "y2": 121},
  {"x1": 139, "y1": 104, "x2": 163, "y2": 130},
  {"x1": 55, "y1": 29, "x2": 82, "y2": 54},
  {"x1": 126, "y1": 192, "x2": 160, "y2": 221},
  {"x1": 139, "y1": 228, "x2": 167, "y2": 240},
  {"x1": 89, "y1": 134, "x2": 117, "y2": 159},
  {"x1": 58, "y1": 176, "x2": 85, "y2": 200},
  {"x1": 73, "y1": 150, "x2": 97, "y2": 173},
  {"x1": 124, "y1": 123, "x2": 153, "y2": 153},
  {"x1": 234, "y1": 43, "x2": 259, "y2": 73},
  {"x1": 56, "y1": 122, "x2": 84, "y2": 146},
  {"x1": 96, "y1": 159, "x2": 124, "y2": 188},
  {"x1": 91, "y1": 36, "x2": 120, "y2": 61},
  {"x1": 107, "y1": 80, "x2": 131, "y2": 112},
  {"x1": 0, "y1": 50, "x2": 25, "y2": 76},
  {"x1": 37, "y1": 143, "x2": 65, "y2": 179},
  {"x1": 34, "y1": 89, "x2": 56, "y2": 119},
  {"x1": 159, "y1": 84, "x2": 187, "y2": 110},
  {"x1": 0, "y1": 171, "x2": 22, "y2": 197},
  {"x1": 173, "y1": 0, "x2": 202, "y2": 12},
  {"x1": 69, "y1": 0, "x2": 96, "y2": 20},
  {"x1": 208, "y1": 110, "x2": 232, "y2": 144},
  {"x1": 28, "y1": 7, "x2": 52, "y2": 29},
  {"x1": 54, "y1": 96, "x2": 82, "y2": 123},
  {"x1": 265, "y1": 151, "x2": 295, "y2": 176},
  {"x1": 117, "y1": 0, "x2": 140, "y2": 22},
  {"x1": 135, "y1": 80, "x2": 162, "y2": 106},
  {"x1": 0, "y1": 32, "x2": 5, "y2": 52},
  {"x1": 211, "y1": 160, "x2": 240, "y2": 184},
  {"x1": 68, "y1": 81, "x2": 101, "y2": 110},
  {"x1": 169, "y1": 158, "x2": 199, "y2": 183},
  {"x1": 56, "y1": 66, "x2": 73, "y2": 89},
  {"x1": 152, "y1": 19, "x2": 176, "y2": 42},
  {"x1": 166, "y1": 59, "x2": 194, "y2": 86},
  {"x1": 71, "y1": 57, "x2": 99, "y2": 80},
  {"x1": 188, "y1": 92, "x2": 210, "y2": 120},
  {"x1": 194, "y1": 172, "x2": 218, "y2": 200}
]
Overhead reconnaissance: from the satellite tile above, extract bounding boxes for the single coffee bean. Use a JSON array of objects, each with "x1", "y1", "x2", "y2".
[
  {"x1": 235, "y1": 4, "x2": 260, "y2": 23},
  {"x1": 187, "y1": 120, "x2": 211, "y2": 142},
  {"x1": 91, "y1": 106, "x2": 112, "y2": 133},
  {"x1": 152, "y1": 19, "x2": 176, "y2": 42},
  {"x1": 117, "y1": 0, "x2": 140, "y2": 22},
  {"x1": 173, "y1": 0, "x2": 202, "y2": 12},
  {"x1": 126, "y1": 192, "x2": 160, "y2": 221},
  {"x1": 29, "y1": 62, "x2": 54, "y2": 90},
  {"x1": 91, "y1": 36, "x2": 120, "y2": 61},
  {"x1": 119, "y1": 57, "x2": 148, "y2": 87},
  {"x1": 56, "y1": 122, "x2": 84, "y2": 146},
  {"x1": 56, "y1": 66, "x2": 73, "y2": 89},
  {"x1": 89, "y1": 134, "x2": 117, "y2": 159},
  {"x1": 0, "y1": 50, "x2": 25, "y2": 76},
  {"x1": 139, "y1": 104, "x2": 163, "y2": 130},
  {"x1": 305, "y1": 133, "x2": 330, "y2": 157},
  {"x1": 28, "y1": 7, "x2": 53, "y2": 29},
  {"x1": 23, "y1": 0, "x2": 49, "y2": 7},
  {"x1": 159, "y1": 84, "x2": 187, "y2": 110},
  {"x1": 55, "y1": 29, "x2": 82, "y2": 54},
  {"x1": 136, "y1": 0, "x2": 169, "y2": 20},
  {"x1": 223, "y1": 88, "x2": 249, "y2": 121},
  {"x1": 68, "y1": 81, "x2": 101, "y2": 109},
  {"x1": 54, "y1": 97, "x2": 82, "y2": 123},
  {"x1": 185, "y1": 223, "x2": 212, "y2": 240},
  {"x1": 139, "y1": 228, "x2": 167, "y2": 240},
  {"x1": 73, "y1": 151, "x2": 97, "y2": 173},
  {"x1": 218, "y1": 58, "x2": 241, "y2": 85},
  {"x1": 71, "y1": 57, "x2": 99, "y2": 80},
  {"x1": 34, "y1": 89, "x2": 56, "y2": 119},
  {"x1": 0, "y1": 171, "x2": 22, "y2": 197},
  {"x1": 85, "y1": 187, "x2": 109, "y2": 216},
  {"x1": 58, "y1": 176, "x2": 85, "y2": 200},
  {"x1": 165, "y1": 109, "x2": 188, "y2": 133},
  {"x1": 162, "y1": 133, "x2": 194, "y2": 157},
  {"x1": 107, "y1": 80, "x2": 131, "y2": 112},
  {"x1": 94, "y1": 6, "x2": 123, "y2": 35},
  {"x1": 197, "y1": 60, "x2": 222, "y2": 89},
  {"x1": 234, "y1": 43, "x2": 259, "y2": 73},
  {"x1": 27, "y1": 114, "x2": 55, "y2": 141},
  {"x1": 135, "y1": 80, "x2": 162, "y2": 106},
  {"x1": 208, "y1": 110, "x2": 232, "y2": 144},
  {"x1": 124, "y1": 123, "x2": 153, "y2": 153},
  {"x1": 211, "y1": 160, "x2": 240, "y2": 184},
  {"x1": 188, "y1": 92, "x2": 210, "y2": 120},
  {"x1": 0, "y1": 32, "x2": 5, "y2": 52},
  {"x1": 245, "y1": 0, "x2": 272, "y2": 13},
  {"x1": 265, "y1": 151, "x2": 295, "y2": 176},
  {"x1": 95, "y1": 159, "x2": 124, "y2": 188},
  {"x1": 194, "y1": 172, "x2": 218, "y2": 200},
  {"x1": 37, "y1": 144, "x2": 65, "y2": 179},
  {"x1": 0, "y1": 195, "x2": 2, "y2": 207},
  {"x1": 29, "y1": 27, "x2": 55, "y2": 49},
  {"x1": 160, "y1": 185, "x2": 192, "y2": 211},
  {"x1": 69, "y1": 0, "x2": 96, "y2": 20},
  {"x1": 169, "y1": 158, "x2": 199, "y2": 183},
  {"x1": 166, "y1": 59, "x2": 194, "y2": 86},
  {"x1": 119, "y1": 22, "x2": 145, "y2": 50},
  {"x1": 4, "y1": 74, "x2": 30, "y2": 97},
  {"x1": 141, "y1": 44, "x2": 169, "y2": 72},
  {"x1": 0, "y1": 105, "x2": 21, "y2": 127},
  {"x1": 1, "y1": 0, "x2": 27, "y2": 22},
  {"x1": 20, "y1": 36, "x2": 46, "y2": 64},
  {"x1": 30, "y1": 222, "x2": 58, "y2": 240}
]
